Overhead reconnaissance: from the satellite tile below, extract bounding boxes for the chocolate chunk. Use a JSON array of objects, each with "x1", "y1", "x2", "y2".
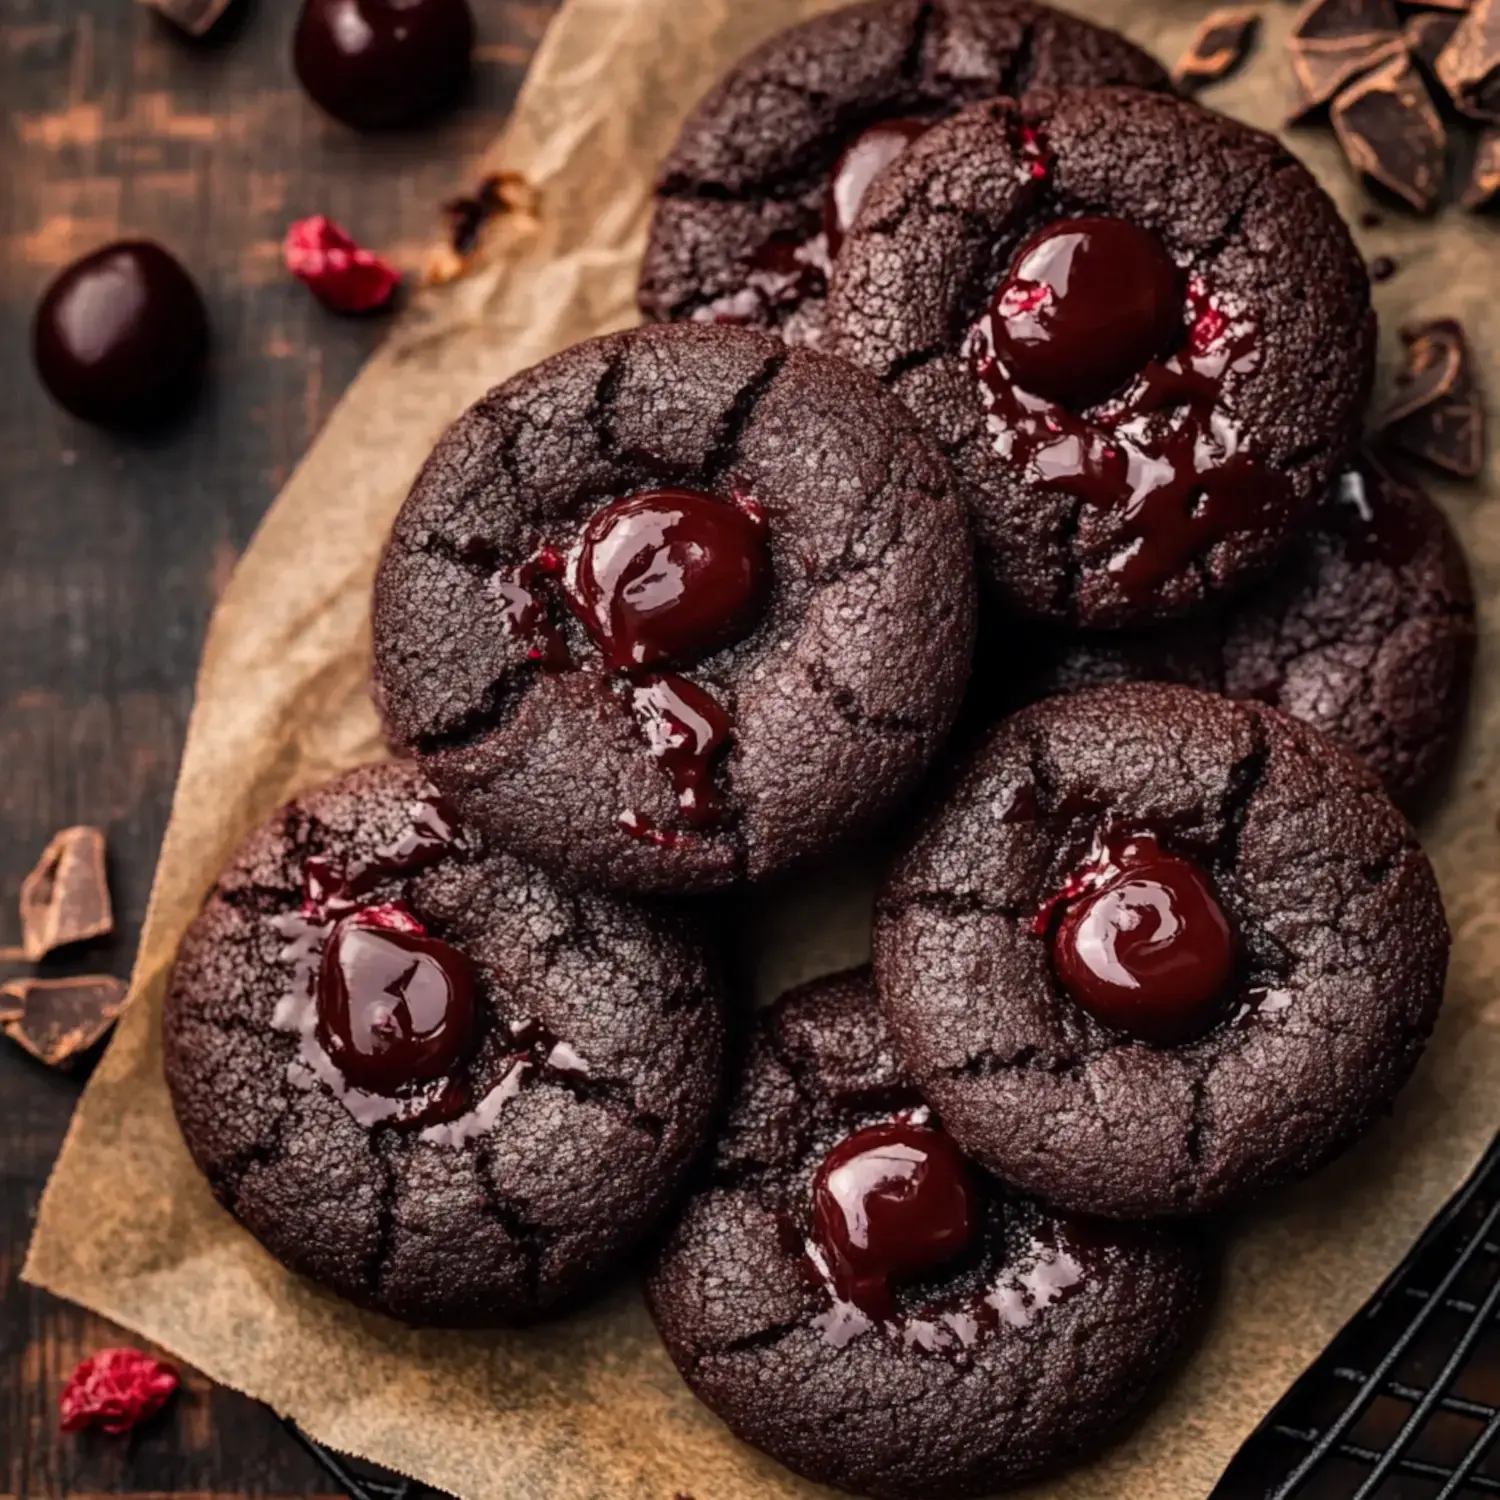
[
  {"x1": 1437, "y1": 0, "x2": 1500, "y2": 119},
  {"x1": 1462, "y1": 124, "x2": 1500, "y2": 205},
  {"x1": 1, "y1": 976, "x2": 124, "y2": 1068},
  {"x1": 138, "y1": 0, "x2": 237, "y2": 36},
  {"x1": 1288, "y1": 0, "x2": 1406, "y2": 119},
  {"x1": 1289, "y1": 35, "x2": 1408, "y2": 119},
  {"x1": 1332, "y1": 52, "x2": 1448, "y2": 211},
  {"x1": 423, "y1": 172, "x2": 539, "y2": 287},
  {"x1": 1407, "y1": 10, "x2": 1465, "y2": 77},
  {"x1": 18, "y1": 826, "x2": 113, "y2": 962},
  {"x1": 1173, "y1": 8, "x2": 1261, "y2": 88},
  {"x1": 1377, "y1": 319, "x2": 1485, "y2": 477}
]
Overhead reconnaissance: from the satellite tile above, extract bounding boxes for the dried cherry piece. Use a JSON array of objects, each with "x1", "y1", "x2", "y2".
[
  {"x1": 285, "y1": 215, "x2": 401, "y2": 313},
  {"x1": 59, "y1": 1348, "x2": 178, "y2": 1435}
]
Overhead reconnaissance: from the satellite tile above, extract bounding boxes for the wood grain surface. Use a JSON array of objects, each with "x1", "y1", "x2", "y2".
[{"x1": 0, "y1": 1, "x2": 556, "y2": 1493}]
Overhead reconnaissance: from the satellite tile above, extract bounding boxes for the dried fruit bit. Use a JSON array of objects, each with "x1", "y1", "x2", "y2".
[
  {"x1": 20, "y1": 826, "x2": 113, "y2": 962},
  {"x1": 1, "y1": 976, "x2": 124, "y2": 1068},
  {"x1": 1407, "y1": 10, "x2": 1465, "y2": 81},
  {"x1": 1377, "y1": 318, "x2": 1485, "y2": 479},
  {"x1": 1437, "y1": 0, "x2": 1500, "y2": 120},
  {"x1": 423, "y1": 171, "x2": 540, "y2": 287},
  {"x1": 1332, "y1": 52, "x2": 1447, "y2": 212},
  {"x1": 1287, "y1": 0, "x2": 1405, "y2": 119},
  {"x1": 60, "y1": 1348, "x2": 178, "y2": 1435},
  {"x1": 138, "y1": 0, "x2": 237, "y2": 36},
  {"x1": 1174, "y1": 8, "x2": 1261, "y2": 89},
  {"x1": 1463, "y1": 125, "x2": 1500, "y2": 207},
  {"x1": 284, "y1": 216, "x2": 401, "y2": 314}
]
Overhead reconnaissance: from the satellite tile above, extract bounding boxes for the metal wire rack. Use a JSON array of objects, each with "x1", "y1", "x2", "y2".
[
  {"x1": 285, "y1": 1129, "x2": 1500, "y2": 1500},
  {"x1": 1213, "y1": 1129, "x2": 1500, "y2": 1500}
]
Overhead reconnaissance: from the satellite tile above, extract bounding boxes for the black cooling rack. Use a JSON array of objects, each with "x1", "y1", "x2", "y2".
[{"x1": 285, "y1": 1128, "x2": 1500, "y2": 1500}]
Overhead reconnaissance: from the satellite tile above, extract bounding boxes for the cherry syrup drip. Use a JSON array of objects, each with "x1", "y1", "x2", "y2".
[
  {"x1": 695, "y1": 117, "x2": 933, "y2": 329},
  {"x1": 802, "y1": 1110, "x2": 1092, "y2": 1354},
  {"x1": 1037, "y1": 831, "x2": 1235, "y2": 1046},
  {"x1": 271, "y1": 798, "x2": 589, "y2": 1136},
  {"x1": 971, "y1": 216, "x2": 1290, "y2": 605},
  {"x1": 620, "y1": 675, "x2": 733, "y2": 831}
]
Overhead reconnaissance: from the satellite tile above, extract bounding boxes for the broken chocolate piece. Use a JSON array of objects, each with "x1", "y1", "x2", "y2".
[
  {"x1": 1437, "y1": 0, "x2": 1500, "y2": 119},
  {"x1": 138, "y1": 0, "x2": 236, "y2": 37},
  {"x1": 0, "y1": 976, "x2": 124, "y2": 1069},
  {"x1": 1332, "y1": 52, "x2": 1448, "y2": 210},
  {"x1": 19, "y1": 826, "x2": 113, "y2": 962},
  {"x1": 1289, "y1": 35, "x2": 1409, "y2": 120},
  {"x1": 1377, "y1": 318, "x2": 1486, "y2": 477},
  {"x1": 1174, "y1": 8, "x2": 1261, "y2": 88},
  {"x1": 1407, "y1": 9, "x2": 1465, "y2": 77},
  {"x1": 1288, "y1": 0, "x2": 1407, "y2": 118},
  {"x1": 1463, "y1": 124, "x2": 1500, "y2": 204},
  {"x1": 422, "y1": 171, "x2": 540, "y2": 287}
]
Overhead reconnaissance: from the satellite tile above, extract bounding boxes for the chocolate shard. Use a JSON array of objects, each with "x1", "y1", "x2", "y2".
[
  {"x1": 0, "y1": 976, "x2": 124, "y2": 1069},
  {"x1": 137, "y1": 0, "x2": 237, "y2": 37},
  {"x1": 1437, "y1": 0, "x2": 1500, "y2": 117},
  {"x1": 1332, "y1": 52, "x2": 1448, "y2": 210},
  {"x1": 1377, "y1": 318, "x2": 1486, "y2": 477},
  {"x1": 1462, "y1": 124, "x2": 1500, "y2": 205},
  {"x1": 1173, "y1": 8, "x2": 1262, "y2": 88},
  {"x1": 1289, "y1": 35, "x2": 1409, "y2": 120},
  {"x1": 1292, "y1": 0, "x2": 1402, "y2": 42},
  {"x1": 1407, "y1": 9, "x2": 1465, "y2": 76},
  {"x1": 19, "y1": 826, "x2": 113, "y2": 962}
]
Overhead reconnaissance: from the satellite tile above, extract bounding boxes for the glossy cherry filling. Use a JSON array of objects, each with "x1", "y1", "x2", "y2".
[
  {"x1": 811, "y1": 1119, "x2": 978, "y2": 1319},
  {"x1": 986, "y1": 217, "x2": 1184, "y2": 409},
  {"x1": 624, "y1": 674, "x2": 733, "y2": 828},
  {"x1": 1043, "y1": 833, "x2": 1234, "y2": 1045},
  {"x1": 971, "y1": 217, "x2": 1289, "y2": 606},
  {"x1": 564, "y1": 488, "x2": 770, "y2": 671},
  {"x1": 696, "y1": 117, "x2": 933, "y2": 328}
]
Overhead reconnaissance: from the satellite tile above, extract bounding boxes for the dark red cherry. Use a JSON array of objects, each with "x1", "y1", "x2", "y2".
[
  {"x1": 33, "y1": 241, "x2": 208, "y2": 429},
  {"x1": 985, "y1": 216, "x2": 1184, "y2": 408},
  {"x1": 812, "y1": 1120, "x2": 977, "y2": 1316},
  {"x1": 293, "y1": 0, "x2": 475, "y2": 130},
  {"x1": 823, "y1": 118, "x2": 930, "y2": 259},
  {"x1": 1051, "y1": 834, "x2": 1233, "y2": 1045},
  {"x1": 565, "y1": 489, "x2": 770, "y2": 671},
  {"x1": 316, "y1": 908, "x2": 477, "y2": 1095}
]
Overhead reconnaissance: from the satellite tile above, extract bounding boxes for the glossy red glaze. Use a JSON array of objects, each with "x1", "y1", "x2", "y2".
[
  {"x1": 1049, "y1": 833, "x2": 1234, "y2": 1045},
  {"x1": 812, "y1": 1119, "x2": 977, "y2": 1317},
  {"x1": 823, "y1": 118, "x2": 931, "y2": 259},
  {"x1": 565, "y1": 489, "x2": 770, "y2": 671},
  {"x1": 316, "y1": 907, "x2": 477, "y2": 1095},
  {"x1": 986, "y1": 216, "x2": 1184, "y2": 409}
]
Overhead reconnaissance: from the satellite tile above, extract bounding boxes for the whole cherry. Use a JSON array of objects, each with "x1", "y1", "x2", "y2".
[
  {"x1": 33, "y1": 241, "x2": 208, "y2": 429},
  {"x1": 293, "y1": 0, "x2": 475, "y2": 130}
]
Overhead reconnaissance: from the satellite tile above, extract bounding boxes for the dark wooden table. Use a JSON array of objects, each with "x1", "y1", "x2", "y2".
[{"x1": 0, "y1": 2, "x2": 554, "y2": 1493}]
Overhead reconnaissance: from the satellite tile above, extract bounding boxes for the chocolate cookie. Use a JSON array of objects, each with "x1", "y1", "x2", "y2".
[
  {"x1": 638, "y1": 0, "x2": 1171, "y2": 348},
  {"x1": 163, "y1": 762, "x2": 726, "y2": 1326},
  {"x1": 648, "y1": 968, "x2": 1211, "y2": 1500},
  {"x1": 826, "y1": 88, "x2": 1376, "y2": 627},
  {"x1": 1017, "y1": 458, "x2": 1476, "y2": 812},
  {"x1": 372, "y1": 323, "x2": 975, "y2": 895},
  {"x1": 875, "y1": 684, "x2": 1448, "y2": 1219}
]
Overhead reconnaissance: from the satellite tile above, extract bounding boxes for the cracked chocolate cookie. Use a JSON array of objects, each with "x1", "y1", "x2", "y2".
[
  {"x1": 648, "y1": 968, "x2": 1212, "y2": 1500},
  {"x1": 638, "y1": 0, "x2": 1171, "y2": 349},
  {"x1": 1014, "y1": 458, "x2": 1477, "y2": 812},
  {"x1": 371, "y1": 323, "x2": 976, "y2": 895},
  {"x1": 163, "y1": 761, "x2": 726, "y2": 1326},
  {"x1": 874, "y1": 683, "x2": 1449, "y2": 1219},
  {"x1": 825, "y1": 88, "x2": 1376, "y2": 628}
]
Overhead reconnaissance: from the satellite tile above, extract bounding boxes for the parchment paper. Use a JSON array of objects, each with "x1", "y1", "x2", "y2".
[{"x1": 22, "y1": 1, "x2": 1500, "y2": 1495}]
